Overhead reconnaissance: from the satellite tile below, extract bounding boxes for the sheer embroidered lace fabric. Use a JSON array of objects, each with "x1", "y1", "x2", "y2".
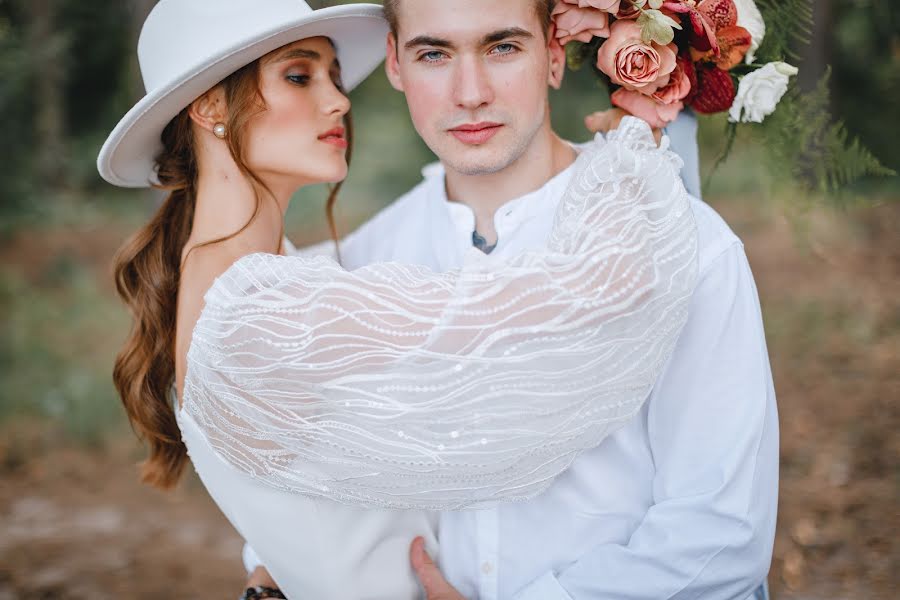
[{"x1": 182, "y1": 118, "x2": 698, "y2": 509}]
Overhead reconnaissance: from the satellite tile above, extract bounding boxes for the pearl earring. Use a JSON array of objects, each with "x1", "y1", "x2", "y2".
[{"x1": 213, "y1": 123, "x2": 227, "y2": 139}]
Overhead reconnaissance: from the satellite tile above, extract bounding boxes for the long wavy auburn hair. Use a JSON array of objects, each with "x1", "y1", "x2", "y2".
[{"x1": 112, "y1": 58, "x2": 353, "y2": 489}]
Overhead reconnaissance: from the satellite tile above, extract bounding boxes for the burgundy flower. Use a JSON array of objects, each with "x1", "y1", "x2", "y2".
[
  {"x1": 688, "y1": 63, "x2": 736, "y2": 114},
  {"x1": 661, "y1": 0, "x2": 719, "y2": 53}
]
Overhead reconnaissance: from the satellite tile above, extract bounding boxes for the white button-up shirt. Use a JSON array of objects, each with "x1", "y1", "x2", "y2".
[{"x1": 326, "y1": 145, "x2": 778, "y2": 600}]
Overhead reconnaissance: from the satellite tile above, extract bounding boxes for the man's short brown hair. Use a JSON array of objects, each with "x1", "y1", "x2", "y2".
[{"x1": 382, "y1": 0, "x2": 556, "y2": 38}]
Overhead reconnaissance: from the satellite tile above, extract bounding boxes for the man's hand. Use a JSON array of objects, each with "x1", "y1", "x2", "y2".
[
  {"x1": 585, "y1": 107, "x2": 663, "y2": 145},
  {"x1": 410, "y1": 536, "x2": 466, "y2": 600}
]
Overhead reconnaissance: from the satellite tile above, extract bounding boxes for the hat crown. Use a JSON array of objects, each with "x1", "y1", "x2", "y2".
[{"x1": 138, "y1": 0, "x2": 314, "y2": 94}]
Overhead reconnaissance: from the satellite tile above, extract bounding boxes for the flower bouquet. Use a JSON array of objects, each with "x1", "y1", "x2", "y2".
[{"x1": 557, "y1": 0, "x2": 894, "y2": 192}]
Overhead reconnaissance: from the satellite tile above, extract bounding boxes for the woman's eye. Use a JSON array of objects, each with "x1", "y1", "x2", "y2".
[
  {"x1": 491, "y1": 43, "x2": 516, "y2": 55},
  {"x1": 287, "y1": 74, "x2": 311, "y2": 85}
]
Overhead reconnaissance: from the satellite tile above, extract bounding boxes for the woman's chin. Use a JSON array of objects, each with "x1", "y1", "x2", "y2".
[
  {"x1": 287, "y1": 166, "x2": 347, "y2": 188},
  {"x1": 320, "y1": 162, "x2": 349, "y2": 185}
]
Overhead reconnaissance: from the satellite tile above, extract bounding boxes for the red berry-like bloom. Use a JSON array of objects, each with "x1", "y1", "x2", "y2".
[{"x1": 688, "y1": 64, "x2": 736, "y2": 114}]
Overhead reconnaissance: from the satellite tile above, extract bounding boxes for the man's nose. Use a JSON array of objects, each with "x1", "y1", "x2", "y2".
[{"x1": 451, "y1": 55, "x2": 494, "y2": 111}]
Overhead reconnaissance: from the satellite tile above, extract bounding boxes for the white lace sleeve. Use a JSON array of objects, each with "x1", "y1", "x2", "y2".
[{"x1": 183, "y1": 117, "x2": 698, "y2": 509}]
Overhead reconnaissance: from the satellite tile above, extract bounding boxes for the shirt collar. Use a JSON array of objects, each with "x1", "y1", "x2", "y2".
[{"x1": 422, "y1": 158, "x2": 578, "y2": 253}]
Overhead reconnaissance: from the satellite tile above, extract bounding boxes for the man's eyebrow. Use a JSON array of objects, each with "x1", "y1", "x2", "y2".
[
  {"x1": 404, "y1": 36, "x2": 455, "y2": 51},
  {"x1": 482, "y1": 27, "x2": 533, "y2": 45}
]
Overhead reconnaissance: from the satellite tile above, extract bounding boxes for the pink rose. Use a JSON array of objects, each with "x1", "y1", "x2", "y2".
[
  {"x1": 651, "y1": 54, "x2": 692, "y2": 105},
  {"x1": 596, "y1": 20, "x2": 678, "y2": 95},
  {"x1": 612, "y1": 54, "x2": 691, "y2": 128},
  {"x1": 611, "y1": 89, "x2": 683, "y2": 129},
  {"x1": 552, "y1": 0, "x2": 620, "y2": 44},
  {"x1": 577, "y1": 0, "x2": 621, "y2": 10}
]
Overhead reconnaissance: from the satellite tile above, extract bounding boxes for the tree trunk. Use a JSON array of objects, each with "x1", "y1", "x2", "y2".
[
  {"x1": 25, "y1": 0, "x2": 67, "y2": 189},
  {"x1": 129, "y1": 0, "x2": 157, "y2": 101},
  {"x1": 798, "y1": 0, "x2": 831, "y2": 93}
]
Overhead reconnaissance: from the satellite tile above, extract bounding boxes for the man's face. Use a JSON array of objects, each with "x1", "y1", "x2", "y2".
[{"x1": 385, "y1": 0, "x2": 563, "y2": 177}]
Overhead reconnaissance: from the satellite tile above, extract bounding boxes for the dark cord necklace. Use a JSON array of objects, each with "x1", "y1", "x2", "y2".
[{"x1": 472, "y1": 230, "x2": 498, "y2": 255}]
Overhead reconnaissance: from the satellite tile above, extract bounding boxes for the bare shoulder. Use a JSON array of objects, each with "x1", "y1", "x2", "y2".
[
  {"x1": 180, "y1": 243, "x2": 243, "y2": 296},
  {"x1": 175, "y1": 242, "x2": 252, "y2": 398}
]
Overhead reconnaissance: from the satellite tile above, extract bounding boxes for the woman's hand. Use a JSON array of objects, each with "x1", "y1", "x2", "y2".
[{"x1": 585, "y1": 107, "x2": 663, "y2": 145}]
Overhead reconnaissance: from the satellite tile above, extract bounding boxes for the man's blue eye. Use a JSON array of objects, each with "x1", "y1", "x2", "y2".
[
  {"x1": 422, "y1": 51, "x2": 445, "y2": 62},
  {"x1": 493, "y1": 44, "x2": 516, "y2": 55}
]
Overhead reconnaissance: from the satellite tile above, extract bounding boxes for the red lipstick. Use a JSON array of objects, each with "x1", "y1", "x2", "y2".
[{"x1": 318, "y1": 127, "x2": 348, "y2": 149}]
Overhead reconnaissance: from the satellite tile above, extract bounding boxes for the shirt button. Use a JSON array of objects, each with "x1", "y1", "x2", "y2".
[{"x1": 481, "y1": 561, "x2": 493, "y2": 575}]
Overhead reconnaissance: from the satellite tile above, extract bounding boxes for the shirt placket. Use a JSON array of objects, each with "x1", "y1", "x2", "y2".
[{"x1": 475, "y1": 507, "x2": 500, "y2": 600}]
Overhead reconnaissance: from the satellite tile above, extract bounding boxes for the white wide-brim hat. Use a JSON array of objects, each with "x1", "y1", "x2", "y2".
[{"x1": 98, "y1": 0, "x2": 388, "y2": 188}]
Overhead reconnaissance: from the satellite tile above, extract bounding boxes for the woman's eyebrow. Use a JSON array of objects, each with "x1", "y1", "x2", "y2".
[{"x1": 273, "y1": 48, "x2": 322, "y2": 63}]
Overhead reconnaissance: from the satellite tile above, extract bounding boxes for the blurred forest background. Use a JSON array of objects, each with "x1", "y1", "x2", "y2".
[{"x1": 0, "y1": 0, "x2": 897, "y2": 598}]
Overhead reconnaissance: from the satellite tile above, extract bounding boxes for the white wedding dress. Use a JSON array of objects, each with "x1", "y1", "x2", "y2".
[{"x1": 176, "y1": 119, "x2": 698, "y2": 598}]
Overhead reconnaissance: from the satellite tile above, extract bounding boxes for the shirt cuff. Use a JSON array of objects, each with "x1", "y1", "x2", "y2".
[
  {"x1": 512, "y1": 572, "x2": 574, "y2": 600},
  {"x1": 242, "y1": 542, "x2": 264, "y2": 575}
]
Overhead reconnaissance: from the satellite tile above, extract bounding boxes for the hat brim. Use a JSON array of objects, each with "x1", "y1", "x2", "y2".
[{"x1": 98, "y1": 4, "x2": 388, "y2": 188}]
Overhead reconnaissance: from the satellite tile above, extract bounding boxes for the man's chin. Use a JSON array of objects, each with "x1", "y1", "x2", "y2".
[{"x1": 440, "y1": 147, "x2": 519, "y2": 177}]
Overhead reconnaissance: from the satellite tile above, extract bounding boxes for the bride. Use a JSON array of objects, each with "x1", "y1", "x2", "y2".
[{"x1": 99, "y1": 1, "x2": 697, "y2": 598}]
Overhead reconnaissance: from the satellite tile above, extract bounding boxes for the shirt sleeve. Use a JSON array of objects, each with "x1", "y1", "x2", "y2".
[
  {"x1": 663, "y1": 109, "x2": 702, "y2": 200},
  {"x1": 242, "y1": 542, "x2": 263, "y2": 575},
  {"x1": 182, "y1": 118, "x2": 700, "y2": 510},
  {"x1": 513, "y1": 243, "x2": 779, "y2": 600}
]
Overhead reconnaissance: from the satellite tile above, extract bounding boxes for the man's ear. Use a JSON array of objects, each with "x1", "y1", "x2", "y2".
[
  {"x1": 547, "y1": 24, "x2": 566, "y2": 90},
  {"x1": 385, "y1": 32, "x2": 405, "y2": 92},
  {"x1": 188, "y1": 85, "x2": 228, "y2": 134}
]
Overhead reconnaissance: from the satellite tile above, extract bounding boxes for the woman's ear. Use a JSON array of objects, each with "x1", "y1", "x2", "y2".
[
  {"x1": 385, "y1": 33, "x2": 404, "y2": 92},
  {"x1": 547, "y1": 25, "x2": 566, "y2": 90},
  {"x1": 188, "y1": 86, "x2": 229, "y2": 135}
]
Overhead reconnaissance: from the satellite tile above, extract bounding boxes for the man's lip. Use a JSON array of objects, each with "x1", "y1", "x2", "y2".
[
  {"x1": 449, "y1": 123, "x2": 503, "y2": 145},
  {"x1": 449, "y1": 122, "x2": 502, "y2": 132}
]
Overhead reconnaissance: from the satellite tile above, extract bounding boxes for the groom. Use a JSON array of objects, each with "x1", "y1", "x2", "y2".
[{"x1": 245, "y1": 0, "x2": 778, "y2": 598}]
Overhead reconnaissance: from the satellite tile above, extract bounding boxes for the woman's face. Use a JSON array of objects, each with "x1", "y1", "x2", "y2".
[{"x1": 243, "y1": 37, "x2": 351, "y2": 191}]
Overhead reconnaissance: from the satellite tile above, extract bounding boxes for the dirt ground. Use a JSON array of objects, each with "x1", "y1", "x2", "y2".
[{"x1": 1, "y1": 199, "x2": 897, "y2": 599}]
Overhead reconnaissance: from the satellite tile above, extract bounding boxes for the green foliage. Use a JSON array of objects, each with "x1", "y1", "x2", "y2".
[
  {"x1": 758, "y1": 70, "x2": 896, "y2": 198},
  {"x1": 754, "y1": 0, "x2": 814, "y2": 63},
  {"x1": 0, "y1": 0, "x2": 132, "y2": 210},
  {"x1": 566, "y1": 40, "x2": 588, "y2": 71},
  {"x1": 829, "y1": 0, "x2": 900, "y2": 172},
  {"x1": 0, "y1": 2, "x2": 34, "y2": 210},
  {"x1": 703, "y1": 120, "x2": 738, "y2": 192},
  {"x1": 708, "y1": 0, "x2": 897, "y2": 196},
  {"x1": 0, "y1": 256, "x2": 128, "y2": 442}
]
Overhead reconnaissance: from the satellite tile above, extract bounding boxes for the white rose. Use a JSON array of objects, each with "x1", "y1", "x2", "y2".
[
  {"x1": 728, "y1": 62, "x2": 799, "y2": 123},
  {"x1": 734, "y1": 0, "x2": 765, "y2": 64}
]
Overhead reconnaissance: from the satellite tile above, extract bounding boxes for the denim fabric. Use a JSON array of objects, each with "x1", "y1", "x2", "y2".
[
  {"x1": 663, "y1": 109, "x2": 702, "y2": 200},
  {"x1": 753, "y1": 580, "x2": 770, "y2": 600}
]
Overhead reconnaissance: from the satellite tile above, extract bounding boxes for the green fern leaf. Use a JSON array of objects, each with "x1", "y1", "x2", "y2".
[
  {"x1": 755, "y1": 0, "x2": 814, "y2": 63},
  {"x1": 759, "y1": 70, "x2": 896, "y2": 197}
]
